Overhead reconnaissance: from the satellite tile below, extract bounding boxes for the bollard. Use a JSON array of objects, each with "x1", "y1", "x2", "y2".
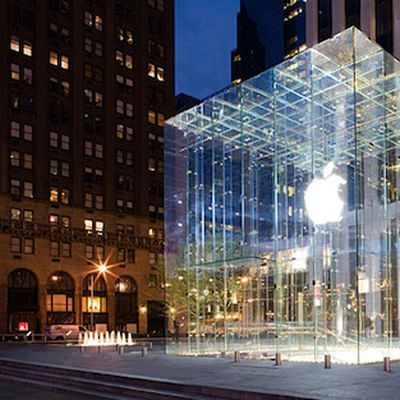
[
  {"x1": 384, "y1": 356, "x2": 391, "y2": 372},
  {"x1": 324, "y1": 354, "x2": 331, "y2": 369},
  {"x1": 118, "y1": 346, "x2": 124, "y2": 355},
  {"x1": 80, "y1": 346, "x2": 84, "y2": 353},
  {"x1": 234, "y1": 350, "x2": 240, "y2": 363},
  {"x1": 275, "y1": 353, "x2": 282, "y2": 366},
  {"x1": 141, "y1": 347, "x2": 148, "y2": 357},
  {"x1": 148, "y1": 342, "x2": 153, "y2": 350},
  {"x1": 98, "y1": 346, "x2": 101, "y2": 354},
  {"x1": 115, "y1": 344, "x2": 119, "y2": 352}
]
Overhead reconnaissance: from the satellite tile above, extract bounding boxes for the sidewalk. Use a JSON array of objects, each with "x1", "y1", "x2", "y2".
[{"x1": 0, "y1": 344, "x2": 397, "y2": 400}]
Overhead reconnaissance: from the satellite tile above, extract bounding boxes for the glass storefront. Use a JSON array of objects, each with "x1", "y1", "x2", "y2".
[{"x1": 164, "y1": 28, "x2": 400, "y2": 364}]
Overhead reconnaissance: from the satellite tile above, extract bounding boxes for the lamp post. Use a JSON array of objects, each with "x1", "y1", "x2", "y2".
[{"x1": 90, "y1": 264, "x2": 107, "y2": 331}]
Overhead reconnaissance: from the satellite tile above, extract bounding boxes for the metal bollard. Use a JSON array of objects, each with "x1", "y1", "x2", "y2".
[
  {"x1": 324, "y1": 354, "x2": 331, "y2": 369},
  {"x1": 115, "y1": 344, "x2": 119, "y2": 351},
  {"x1": 234, "y1": 350, "x2": 240, "y2": 363},
  {"x1": 275, "y1": 353, "x2": 282, "y2": 366},
  {"x1": 80, "y1": 346, "x2": 84, "y2": 353},
  {"x1": 97, "y1": 346, "x2": 101, "y2": 354},
  {"x1": 118, "y1": 346, "x2": 124, "y2": 355},
  {"x1": 148, "y1": 342, "x2": 153, "y2": 350},
  {"x1": 141, "y1": 347, "x2": 148, "y2": 357},
  {"x1": 384, "y1": 356, "x2": 391, "y2": 372}
]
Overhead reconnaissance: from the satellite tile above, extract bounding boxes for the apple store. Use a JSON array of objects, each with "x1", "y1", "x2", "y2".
[{"x1": 164, "y1": 28, "x2": 400, "y2": 364}]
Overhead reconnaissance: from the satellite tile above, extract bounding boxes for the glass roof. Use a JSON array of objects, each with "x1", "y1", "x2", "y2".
[{"x1": 166, "y1": 28, "x2": 400, "y2": 170}]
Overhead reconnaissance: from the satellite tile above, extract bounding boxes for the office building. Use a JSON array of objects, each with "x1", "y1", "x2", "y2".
[{"x1": 0, "y1": 0, "x2": 174, "y2": 335}]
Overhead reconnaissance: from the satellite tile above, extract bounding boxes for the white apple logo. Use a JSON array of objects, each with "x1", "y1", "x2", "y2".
[{"x1": 304, "y1": 162, "x2": 346, "y2": 225}]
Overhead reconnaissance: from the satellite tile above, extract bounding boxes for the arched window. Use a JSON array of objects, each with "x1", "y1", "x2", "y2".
[
  {"x1": 8, "y1": 268, "x2": 37, "y2": 289},
  {"x1": 115, "y1": 276, "x2": 137, "y2": 293},
  {"x1": 46, "y1": 272, "x2": 75, "y2": 324},
  {"x1": 82, "y1": 273, "x2": 107, "y2": 314}
]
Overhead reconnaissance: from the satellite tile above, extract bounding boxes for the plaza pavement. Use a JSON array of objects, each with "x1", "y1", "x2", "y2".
[{"x1": 0, "y1": 344, "x2": 397, "y2": 399}]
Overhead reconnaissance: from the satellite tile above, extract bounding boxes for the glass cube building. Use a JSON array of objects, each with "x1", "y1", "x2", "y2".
[{"x1": 164, "y1": 28, "x2": 400, "y2": 364}]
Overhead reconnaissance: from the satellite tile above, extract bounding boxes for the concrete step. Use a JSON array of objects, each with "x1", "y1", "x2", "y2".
[{"x1": 0, "y1": 357, "x2": 309, "y2": 400}]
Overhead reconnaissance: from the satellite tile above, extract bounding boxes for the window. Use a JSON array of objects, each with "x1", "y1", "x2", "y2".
[
  {"x1": 149, "y1": 252, "x2": 156, "y2": 264},
  {"x1": 116, "y1": 100, "x2": 124, "y2": 114},
  {"x1": 61, "y1": 189, "x2": 69, "y2": 204},
  {"x1": 50, "y1": 241, "x2": 60, "y2": 257},
  {"x1": 24, "y1": 238, "x2": 34, "y2": 254},
  {"x1": 24, "y1": 153, "x2": 32, "y2": 169},
  {"x1": 85, "y1": 141, "x2": 93, "y2": 156},
  {"x1": 84, "y1": 63, "x2": 93, "y2": 78},
  {"x1": 148, "y1": 158, "x2": 156, "y2": 172},
  {"x1": 24, "y1": 210, "x2": 34, "y2": 222},
  {"x1": 95, "y1": 220, "x2": 104, "y2": 235},
  {"x1": 117, "y1": 199, "x2": 124, "y2": 208},
  {"x1": 84, "y1": 37, "x2": 92, "y2": 53},
  {"x1": 11, "y1": 237, "x2": 21, "y2": 253},
  {"x1": 148, "y1": 63, "x2": 156, "y2": 78},
  {"x1": 115, "y1": 50, "x2": 124, "y2": 65},
  {"x1": 50, "y1": 187, "x2": 58, "y2": 202},
  {"x1": 127, "y1": 249, "x2": 135, "y2": 262},
  {"x1": 23, "y1": 41, "x2": 32, "y2": 57},
  {"x1": 50, "y1": 51, "x2": 58, "y2": 66},
  {"x1": 85, "y1": 193, "x2": 93, "y2": 208},
  {"x1": 157, "y1": 67, "x2": 164, "y2": 82},
  {"x1": 148, "y1": 227, "x2": 156, "y2": 237},
  {"x1": 61, "y1": 80, "x2": 70, "y2": 96},
  {"x1": 10, "y1": 121, "x2": 20, "y2": 138},
  {"x1": 125, "y1": 54, "x2": 133, "y2": 69},
  {"x1": 50, "y1": 159, "x2": 58, "y2": 175},
  {"x1": 84, "y1": 11, "x2": 93, "y2": 26},
  {"x1": 95, "y1": 42, "x2": 103, "y2": 56},
  {"x1": 126, "y1": 77, "x2": 133, "y2": 87},
  {"x1": 61, "y1": 162, "x2": 70, "y2": 177},
  {"x1": 158, "y1": 44, "x2": 165, "y2": 58},
  {"x1": 61, "y1": 216, "x2": 70, "y2": 228},
  {"x1": 10, "y1": 151, "x2": 20, "y2": 167},
  {"x1": 11, "y1": 63, "x2": 20, "y2": 80},
  {"x1": 126, "y1": 127, "x2": 133, "y2": 141},
  {"x1": 84, "y1": 88, "x2": 93, "y2": 103},
  {"x1": 157, "y1": 0, "x2": 164, "y2": 12},
  {"x1": 84, "y1": 219, "x2": 93, "y2": 232},
  {"x1": 96, "y1": 246, "x2": 105, "y2": 260},
  {"x1": 148, "y1": 110, "x2": 156, "y2": 124},
  {"x1": 158, "y1": 160, "x2": 164, "y2": 173},
  {"x1": 23, "y1": 68, "x2": 33, "y2": 84},
  {"x1": 24, "y1": 124, "x2": 33, "y2": 141},
  {"x1": 61, "y1": 55, "x2": 69, "y2": 70},
  {"x1": 50, "y1": 131, "x2": 58, "y2": 147},
  {"x1": 116, "y1": 124, "x2": 124, "y2": 139},
  {"x1": 126, "y1": 102, "x2": 133, "y2": 117},
  {"x1": 50, "y1": 214, "x2": 59, "y2": 226},
  {"x1": 11, "y1": 179, "x2": 21, "y2": 196},
  {"x1": 10, "y1": 35, "x2": 20, "y2": 52},
  {"x1": 24, "y1": 181, "x2": 33, "y2": 198},
  {"x1": 126, "y1": 200, "x2": 133, "y2": 210},
  {"x1": 117, "y1": 150, "x2": 123, "y2": 164},
  {"x1": 95, "y1": 15, "x2": 103, "y2": 31},
  {"x1": 126, "y1": 31, "x2": 133, "y2": 45},
  {"x1": 157, "y1": 113, "x2": 165, "y2": 127},
  {"x1": 85, "y1": 244, "x2": 94, "y2": 259},
  {"x1": 118, "y1": 248, "x2": 125, "y2": 262},
  {"x1": 11, "y1": 208, "x2": 21, "y2": 221},
  {"x1": 62, "y1": 242, "x2": 71, "y2": 257},
  {"x1": 95, "y1": 195, "x2": 103, "y2": 210},
  {"x1": 95, "y1": 92, "x2": 103, "y2": 107},
  {"x1": 61, "y1": 135, "x2": 70, "y2": 150},
  {"x1": 95, "y1": 143, "x2": 103, "y2": 158},
  {"x1": 126, "y1": 152, "x2": 133, "y2": 166}
]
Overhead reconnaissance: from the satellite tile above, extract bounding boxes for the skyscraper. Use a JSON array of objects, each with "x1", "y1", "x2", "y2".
[
  {"x1": 0, "y1": 0, "x2": 174, "y2": 335},
  {"x1": 232, "y1": 0, "x2": 399, "y2": 83}
]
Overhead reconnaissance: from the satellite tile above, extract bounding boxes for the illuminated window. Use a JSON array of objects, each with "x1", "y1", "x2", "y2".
[
  {"x1": 149, "y1": 252, "x2": 156, "y2": 264},
  {"x1": 61, "y1": 80, "x2": 69, "y2": 96},
  {"x1": 23, "y1": 41, "x2": 32, "y2": 57},
  {"x1": 84, "y1": 219, "x2": 93, "y2": 232},
  {"x1": 116, "y1": 74, "x2": 124, "y2": 85},
  {"x1": 61, "y1": 135, "x2": 70, "y2": 151},
  {"x1": 61, "y1": 216, "x2": 70, "y2": 228},
  {"x1": 148, "y1": 63, "x2": 156, "y2": 78},
  {"x1": 117, "y1": 27, "x2": 124, "y2": 41},
  {"x1": 50, "y1": 131, "x2": 58, "y2": 147},
  {"x1": 50, "y1": 187, "x2": 58, "y2": 202},
  {"x1": 126, "y1": 77, "x2": 133, "y2": 87},
  {"x1": 157, "y1": 113, "x2": 165, "y2": 127},
  {"x1": 11, "y1": 237, "x2": 21, "y2": 253},
  {"x1": 50, "y1": 51, "x2": 58, "y2": 66},
  {"x1": 24, "y1": 238, "x2": 34, "y2": 254},
  {"x1": 24, "y1": 124, "x2": 33, "y2": 141},
  {"x1": 148, "y1": 157, "x2": 156, "y2": 172},
  {"x1": 148, "y1": 110, "x2": 156, "y2": 124},
  {"x1": 49, "y1": 214, "x2": 59, "y2": 226},
  {"x1": 61, "y1": 55, "x2": 69, "y2": 70},
  {"x1": 84, "y1": 11, "x2": 93, "y2": 26},
  {"x1": 96, "y1": 221, "x2": 104, "y2": 235},
  {"x1": 116, "y1": 100, "x2": 124, "y2": 114},
  {"x1": 95, "y1": 195, "x2": 103, "y2": 210},
  {"x1": 85, "y1": 193, "x2": 93, "y2": 208},
  {"x1": 24, "y1": 181, "x2": 33, "y2": 198},
  {"x1": 10, "y1": 121, "x2": 20, "y2": 138},
  {"x1": 24, "y1": 153, "x2": 32, "y2": 169},
  {"x1": 125, "y1": 54, "x2": 133, "y2": 69},
  {"x1": 10, "y1": 35, "x2": 20, "y2": 52},
  {"x1": 85, "y1": 140, "x2": 93, "y2": 156},
  {"x1": 115, "y1": 50, "x2": 123, "y2": 65},
  {"x1": 148, "y1": 227, "x2": 156, "y2": 237},
  {"x1": 95, "y1": 15, "x2": 103, "y2": 31},
  {"x1": 95, "y1": 92, "x2": 103, "y2": 107},
  {"x1": 126, "y1": 31, "x2": 133, "y2": 45},
  {"x1": 157, "y1": 67, "x2": 164, "y2": 82},
  {"x1": 10, "y1": 179, "x2": 21, "y2": 196},
  {"x1": 11, "y1": 208, "x2": 21, "y2": 221},
  {"x1": 61, "y1": 189, "x2": 69, "y2": 204},
  {"x1": 23, "y1": 210, "x2": 33, "y2": 222},
  {"x1": 11, "y1": 63, "x2": 20, "y2": 80},
  {"x1": 10, "y1": 151, "x2": 20, "y2": 167},
  {"x1": 116, "y1": 124, "x2": 124, "y2": 139}
]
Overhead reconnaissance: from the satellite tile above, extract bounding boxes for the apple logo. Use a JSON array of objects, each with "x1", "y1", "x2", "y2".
[{"x1": 304, "y1": 161, "x2": 346, "y2": 225}]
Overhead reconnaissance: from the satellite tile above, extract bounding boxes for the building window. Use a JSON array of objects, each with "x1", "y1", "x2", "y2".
[
  {"x1": 61, "y1": 135, "x2": 70, "y2": 150},
  {"x1": 24, "y1": 153, "x2": 32, "y2": 169},
  {"x1": 23, "y1": 41, "x2": 33, "y2": 57},
  {"x1": 11, "y1": 63, "x2": 20, "y2": 80},
  {"x1": 116, "y1": 150, "x2": 123, "y2": 164},
  {"x1": 148, "y1": 158, "x2": 156, "y2": 172},
  {"x1": 10, "y1": 151, "x2": 20, "y2": 167},
  {"x1": 126, "y1": 152, "x2": 133, "y2": 166},
  {"x1": 84, "y1": 219, "x2": 93, "y2": 233},
  {"x1": 95, "y1": 92, "x2": 103, "y2": 107},
  {"x1": 157, "y1": 113, "x2": 165, "y2": 127},
  {"x1": 95, "y1": 15, "x2": 103, "y2": 31},
  {"x1": 24, "y1": 125, "x2": 33, "y2": 141},
  {"x1": 85, "y1": 244, "x2": 94, "y2": 259},
  {"x1": 50, "y1": 131, "x2": 58, "y2": 147},
  {"x1": 11, "y1": 237, "x2": 21, "y2": 253},
  {"x1": 115, "y1": 50, "x2": 124, "y2": 65},
  {"x1": 50, "y1": 51, "x2": 58, "y2": 66},
  {"x1": 126, "y1": 102, "x2": 133, "y2": 117},
  {"x1": 118, "y1": 248, "x2": 125, "y2": 262},
  {"x1": 95, "y1": 220, "x2": 104, "y2": 235},
  {"x1": 24, "y1": 181, "x2": 33, "y2": 198},
  {"x1": 116, "y1": 124, "x2": 124, "y2": 139},
  {"x1": 96, "y1": 246, "x2": 105, "y2": 260},
  {"x1": 10, "y1": 121, "x2": 20, "y2": 138},
  {"x1": 95, "y1": 143, "x2": 103, "y2": 158},
  {"x1": 10, "y1": 179, "x2": 21, "y2": 196},
  {"x1": 84, "y1": 37, "x2": 92, "y2": 53},
  {"x1": 149, "y1": 252, "x2": 156, "y2": 265},
  {"x1": 10, "y1": 208, "x2": 21, "y2": 221},
  {"x1": 85, "y1": 141, "x2": 93, "y2": 156},
  {"x1": 95, "y1": 195, "x2": 103, "y2": 210},
  {"x1": 116, "y1": 100, "x2": 124, "y2": 114},
  {"x1": 61, "y1": 55, "x2": 69, "y2": 70},
  {"x1": 126, "y1": 127, "x2": 133, "y2": 141},
  {"x1": 125, "y1": 54, "x2": 133, "y2": 69},
  {"x1": 50, "y1": 187, "x2": 58, "y2": 202},
  {"x1": 148, "y1": 227, "x2": 156, "y2": 237},
  {"x1": 95, "y1": 42, "x2": 103, "y2": 57},
  {"x1": 148, "y1": 63, "x2": 156, "y2": 78},
  {"x1": 148, "y1": 110, "x2": 156, "y2": 124},
  {"x1": 10, "y1": 35, "x2": 20, "y2": 52},
  {"x1": 50, "y1": 159, "x2": 58, "y2": 175},
  {"x1": 50, "y1": 214, "x2": 59, "y2": 226},
  {"x1": 23, "y1": 238, "x2": 34, "y2": 254},
  {"x1": 157, "y1": 67, "x2": 164, "y2": 82},
  {"x1": 85, "y1": 193, "x2": 93, "y2": 208},
  {"x1": 50, "y1": 241, "x2": 60, "y2": 257},
  {"x1": 61, "y1": 162, "x2": 70, "y2": 177},
  {"x1": 23, "y1": 67, "x2": 33, "y2": 84},
  {"x1": 61, "y1": 189, "x2": 69, "y2": 204},
  {"x1": 61, "y1": 216, "x2": 70, "y2": 228},
  {"x1": 62, "y1": 242, "x2": 71, "y2": 257},
  {"x1": 84, "y1": 11, "x2": 93, "y2": 26}
]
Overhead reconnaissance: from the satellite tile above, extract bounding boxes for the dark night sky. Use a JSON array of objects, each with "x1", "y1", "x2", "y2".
[{"x1": 175, "y1": 0, "x2": 240, "y2": 100}]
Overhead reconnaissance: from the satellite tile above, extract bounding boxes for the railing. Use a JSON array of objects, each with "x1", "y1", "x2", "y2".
[{"x1": 0, "y1": 218, "x2": 164, "y2": 251}]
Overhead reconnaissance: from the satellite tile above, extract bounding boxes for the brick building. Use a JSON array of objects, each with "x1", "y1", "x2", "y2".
[{"x1": 0, "y1": 0, "x2": 174, "y2": 335}]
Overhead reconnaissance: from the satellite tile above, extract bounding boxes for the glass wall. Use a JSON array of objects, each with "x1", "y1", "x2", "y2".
[{"x1": 165, "y1": 28, "x2": 400, "y2": 364}]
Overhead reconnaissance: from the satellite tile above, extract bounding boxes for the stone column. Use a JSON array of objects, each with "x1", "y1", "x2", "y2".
[
  {"x1": 306, "y1": 0, "x2": 319, "y2": 48},
  {"x1": 332, "y1": 0, "x2": 346, "y2": 35},
  {"x1": 361, "y1": 0, "x2": 376, "y2": 40}
]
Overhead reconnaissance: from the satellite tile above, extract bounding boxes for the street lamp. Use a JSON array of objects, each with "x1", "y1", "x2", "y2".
[{"x1": 90, "y1": 263, "x2": 108, "y2": 331}]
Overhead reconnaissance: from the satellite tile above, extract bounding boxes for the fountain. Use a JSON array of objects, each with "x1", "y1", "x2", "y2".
[{"x1": 79, "y1": 330, "x2": 136, "y2": 347}]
